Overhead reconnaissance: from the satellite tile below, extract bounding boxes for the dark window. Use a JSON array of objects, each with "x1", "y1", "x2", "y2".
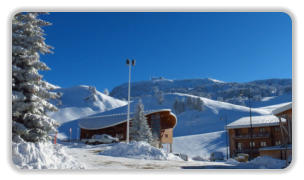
[
  {"x1": 235, "y1": 129, "x2": 241, "y2": 136},
  {"x1": 250, "y1": 141, "x2": 255, "y2": 148},
  {"x1": 237, "y1": 142, "x2": 242, "y2": 151},
  {"x1": 259, "y1": 127, "x2": 266, "y2": 133},
  {"x1": 260, "y1": 141, "x2": 267, "y2": 147}
]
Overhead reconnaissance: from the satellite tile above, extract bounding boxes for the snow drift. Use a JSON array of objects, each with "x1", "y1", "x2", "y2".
[
  {"x1": 12, "y1": 142, "x2": 85, "y2": 169},
  {"x1": 99, "y1": 141, "x2": 180, "y2": 161},
  {"x1": 228, "y1": 156, "x2": 288, "y2": 169}
]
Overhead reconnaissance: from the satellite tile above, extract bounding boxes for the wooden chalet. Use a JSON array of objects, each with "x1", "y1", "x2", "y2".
[
  {"x1": 78, "y1": 109, "x2": 177, "y2": 152},
  {"x1": 226, "y1": 115, "x2": 286, "y2": 159},
  {"x1": 259, "y1": 102, "x2": 292, "y2": 161}
]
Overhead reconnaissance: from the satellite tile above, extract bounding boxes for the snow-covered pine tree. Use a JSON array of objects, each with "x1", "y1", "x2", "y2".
[
  {"x1": 153, "y1": 87, "x2": 164, "y2": 105},
  {"x1": 12, "y1": 12, "x2": 59, "y2": 143},
  {"x1": 194, "y1": 97, "x2": 204, "y2": 111},
  {"x1": 130, "y1": 100, "x2": 153, "y2": 144},
  {"x1": 173, "y1": 98, "x2": 185, "y2": 114}
]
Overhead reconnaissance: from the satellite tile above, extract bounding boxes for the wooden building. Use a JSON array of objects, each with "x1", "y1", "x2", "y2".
[
  {"x1": 78, "y1": 109, "x2": 177, "y2": 152},
  {"x1": 259, "y1": 102, "x2": 292, "y2": 161},
  {"x1": 226, "y1": 115, "x2": 286, "y2": 159}
]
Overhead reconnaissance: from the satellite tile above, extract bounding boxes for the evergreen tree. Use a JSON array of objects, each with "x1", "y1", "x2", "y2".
[
  {"x1": 173, "y1": 98, "x2": 185, "y2": 114},
  {"x1": 12, "y1": 12, "x2": 59, "y2": 143},
  {"x1": 194, "y1": 97, "x2": 204, "y2": 111},
  {"x1": 130, "y1": 100, "x2": 153, "y2": 143},
  {"x1": 153, "y1": 87, "x2": 164, "y2": 105}
]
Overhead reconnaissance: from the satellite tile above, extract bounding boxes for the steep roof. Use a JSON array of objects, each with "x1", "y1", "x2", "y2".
[
  {"x1": 78, "y1": 109, "x2": 176, "y2": 130},
  {"x1": 272, "y1": 102, "x2": 292, "y2": 115},
  {"x1": 226, "y1": 115, "x2": 286, "y2": 129}
]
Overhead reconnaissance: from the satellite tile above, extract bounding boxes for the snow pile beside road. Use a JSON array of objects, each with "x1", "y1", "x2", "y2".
[
  {"x1": 12, "y1": 142, "x2": 85, "y2": 169},
  {"x1": 100, "y1": 141, "x2": 180, "y2": 160},
  {"x1": 242, "y1": 156, "x2": 286, "y2": 169},
  {"x1": 226, "y1": 156, "x2": 287, "y2": 169}
]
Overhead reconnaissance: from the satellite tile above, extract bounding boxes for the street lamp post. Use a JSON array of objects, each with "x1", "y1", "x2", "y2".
[{"x1": 126, "y1": 59, "x2": 135, "y2": 144}]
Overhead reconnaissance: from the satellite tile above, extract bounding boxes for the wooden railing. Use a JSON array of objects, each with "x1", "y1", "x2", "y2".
[{"x1": 234, "y1": 133, "x2": 270, "y2": 139}]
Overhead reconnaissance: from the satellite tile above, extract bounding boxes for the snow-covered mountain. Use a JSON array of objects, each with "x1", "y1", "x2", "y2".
[
  {"x1": 59, "y1": 91, "x2": 291, "y2": 140},
  {"x1": 48, "y1": 85, "x2": 127, "y2": 124},
  {"x1": 110, "y1": 78, "x2": 291, "y2": 106}
]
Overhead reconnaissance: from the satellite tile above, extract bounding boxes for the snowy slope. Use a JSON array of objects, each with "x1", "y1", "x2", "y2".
[
  {"x1": 110, "y1": 78, "x2": 291, "y2": 106},
  {"x1": 251, "y1": 92, "x2": 292, "y2": 108},
  {"x1": 48, "y1": 85, "x2": 127, "y2": 124},
  {"x1": 60, "y1": 92, "x2": 271, "y2": 140},
  {"x1": 172, "y1": 131, "x2": 227, "y2": 159}
]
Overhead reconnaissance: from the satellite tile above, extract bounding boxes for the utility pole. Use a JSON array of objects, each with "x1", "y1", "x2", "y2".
[
  {"x1": 221, "y1": 114, "x2": 229, "y2": 160},
  {"x1": 126, "y1": 59, "x2": 135, "y2": 144},
  {"x1": 248, "y1": 88, "x2": 253, "y2": 160},
  {"x1": 240, "y1": 88, "x2": 253, "y2": 160}
]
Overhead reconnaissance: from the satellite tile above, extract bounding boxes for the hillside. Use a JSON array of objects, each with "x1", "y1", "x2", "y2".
[
  {"x1": 110, "y1": 78, "x2": 291, "y2": 106},
  {"x1": 58, "y1": 92, "x2": 287, "y2": 139},
  {"x1": 172, "y1": 131, "x2": 227, "y2": 159},
  {"x1": 48, "y1": 85, "x2": 127, "y2": 124}
]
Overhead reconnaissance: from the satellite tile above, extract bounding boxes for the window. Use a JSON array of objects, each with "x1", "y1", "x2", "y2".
[
  {"x1": 260, "y1": 141, "x2": 267, "y2": 147},
  {"x1": 275, "y1": 127, "x2": 281, "y2": 132},
  {"x1": 235, "y1": 129, "x2": 241, "y2": 136},
  {"x1": 165, "y1": 134, "x2": 168, "y2": 138},
  {"x1": 250, "y1": 141, "x2": 255, "y2": 148},
  {"x1": 259, "y1": 127, "x2": 266, "y2": 133},
  {"x1": 275, "y1": 140, "x2": 281, "y2": 146},
  {"x1": 237, "y1": 142, "x2": 243, "y2": 151}
]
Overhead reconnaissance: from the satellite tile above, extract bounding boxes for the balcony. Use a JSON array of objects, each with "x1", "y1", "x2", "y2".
[
  {"x1": 234, "y1": 133, "x2": 270, "y2": 140},
  {"x1": 235, "y1": 149, "x2": 259, "y2": 154}
]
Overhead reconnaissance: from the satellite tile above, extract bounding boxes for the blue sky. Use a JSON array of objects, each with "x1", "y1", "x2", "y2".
[{"x1": 40, "y1": 12, "x2": 292, "y2": 91}]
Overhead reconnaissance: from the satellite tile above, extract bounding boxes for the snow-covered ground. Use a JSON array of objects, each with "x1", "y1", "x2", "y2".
[
  {"x1": 48, "y1": 85, "x2": 127, "y2": 140},
  {"x1": 60, "y1": 142, "x2": 235, "y2": 169},
  {"x1": 172, "y1": 131, "x2": 227, "y2": 160},
  {"x1": 12, "y1": 139, "x2": 287, "y2": 169},
  {"x1": 12, "y1": 142, "x2": 85, "y2": 169},
  {"x1": 32, "y1": 142, "x2": 285, "y2": 169},
  {"x1": 48, "y1": 85, "x2": 127, "y2": 124}
]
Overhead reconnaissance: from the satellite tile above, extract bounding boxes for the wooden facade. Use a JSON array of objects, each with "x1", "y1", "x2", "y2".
[
  {"x1": 228, "y1": 125, "x2": 283, "y2": 159},
  {"x1": 270, "y1": 104, "x2": 292, "y2": 161},
  {"x1": 80, "y1": 110, "x2": 177, "y2": 152},
  {"x1": 228, "y1": 102, "x2": 292, "y2": 161},
  {"x1": 274, "y1": 108, "x2": 292, "y2": 145},
  {"x1": 260, "y1": 148, "x2": 291, "y2": 160}
]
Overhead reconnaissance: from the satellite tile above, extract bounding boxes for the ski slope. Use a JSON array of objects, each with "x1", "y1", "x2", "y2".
[
  {"x1": 59, "y1": 92, "x2": 276, "y2": 140},
  {"x1": 172, "y1": 131, "x2": 227, "y2": 159},
  {"x1": 48, "y1": 85, "x2": 127, "y2": 124}
]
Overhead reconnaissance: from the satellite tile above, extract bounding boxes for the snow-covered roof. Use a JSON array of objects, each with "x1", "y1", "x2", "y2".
[
  {"x1": 226, "y1": 115, "x2": 286, "y2": 129},
  {"x1": 78, "y1": 109, "x2": 176, "y2": 130},
  {"x1": 272, "y1": 102, "x2": 292, "y2": 115}
]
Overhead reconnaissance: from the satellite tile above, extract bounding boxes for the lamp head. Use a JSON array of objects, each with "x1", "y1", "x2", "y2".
[
  {"x1": 132, "y1": 59, "x2": 136, "y2": 66},
  {"x1": 126, "y1": 59, "x2": 130, "y2": 65}
]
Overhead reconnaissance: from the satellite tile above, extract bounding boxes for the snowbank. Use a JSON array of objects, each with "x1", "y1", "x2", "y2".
[
  {"x1": 226, "y1": 156, "x2": 287, "y2": 169},
  {"x1": 12, "y1": 142, "x2": 85, "y2": 169},
  {"x1": 99, "y1": 141, "x2": 181, "y2": 161},
  {"x1": 243, "y1": 156, "x2": 287, "y2": 169}
]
